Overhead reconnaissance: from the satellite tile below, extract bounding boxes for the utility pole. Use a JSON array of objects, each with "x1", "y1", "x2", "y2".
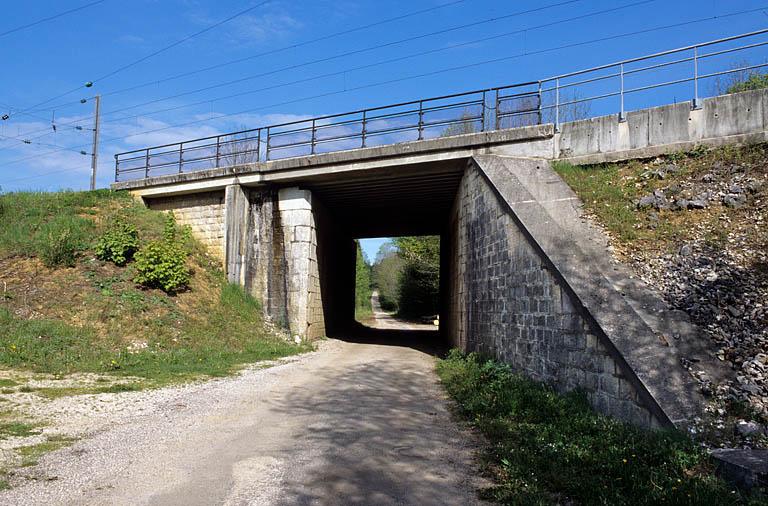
[{"x1": 90, "y1": 94, "x2": 101, "y2": 191}]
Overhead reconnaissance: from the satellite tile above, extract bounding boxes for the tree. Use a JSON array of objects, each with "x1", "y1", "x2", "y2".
[
  {"x1": 371, "y1": 241, "x2": 403, "y2": 312},
  {"x1": 354, "y1": 241, "x2": 372, "y2": 319},
  {"x1": 726, "y1": 73, "x2": 768, "y2": 94},
  {"x1": 441, "y1": 109, "x2": 482, "y2": 137},
  {"x1": 393, "y1": 236, "x2": 440, "y2": 318},
  {"x1": 218, "y1": 126, "x2": 260, "y2": 168},
  {"x1": 711, "y1": 61, "x2": 768, "y2": 96}
]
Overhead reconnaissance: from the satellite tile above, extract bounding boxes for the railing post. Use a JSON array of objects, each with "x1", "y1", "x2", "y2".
[
  {"x1": 114, "y1": 154, "x2": 119, "y2": 182},
  {"x1": 215, "y1": 136, "x2": 221, "y2": 167},
  {"x1": 619, "y1": 63, "x2": 626, "y2": 122},
  {"x1": 555, "y1": 78, "x2": 560, "y2": 132},
  {"x1": 265, "y1": 127, "x2": 271, "y2": 161},
  {"x1": 144, "y1": 148, "x2": 150, "y2": 179},
  {"x1": 361, "y1": 111, "x2": 367, "y2": 148},
  {"x1": 256, "y1": 129, "x2": 261, "y2": 162},
  {"x1": 418, "y1": 100, "x2": 424, "y2": 140},
  {"x1": 480, "y1": 91, "x2": 487, "y2": 132},
  {"x1": 311, "y1": 119, "x2": 316, "y2": 155},
  {"x1": 494, "y1": 90, "x2": 501, "y2": 130},
  {"x1": 537, "y1": 81, "x2": 543, "y2": 125},
  {"x1": 178, "y1": 143, "x2": 183, "y2": 173},
  {"x1": 692, "y1": 46, "x2": 700, "y2": 109}
]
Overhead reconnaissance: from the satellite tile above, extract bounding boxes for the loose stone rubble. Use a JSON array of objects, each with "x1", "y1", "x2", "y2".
[{"x1": 624, "y1": 155, "x2": 767, "y2": 447}]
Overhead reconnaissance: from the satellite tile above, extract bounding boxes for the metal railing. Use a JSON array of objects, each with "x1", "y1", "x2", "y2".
[{"x1": 115, "y1": 29, "x2": 768, "y2": 182}]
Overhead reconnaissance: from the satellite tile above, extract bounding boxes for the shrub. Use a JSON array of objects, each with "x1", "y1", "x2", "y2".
[
  {"x1": 727, "y1": 73, "x2": 768, "y2": 94},
  {"x1": 39, "y1": 228, "x2": 80, "y2": 267},
  {"x1": 133, "y1": 240, "x2": 190, "y2": 293},
  {"x1": 96, "y1": 219, "x2": 139, "y2": 266},
  {"x1": 436, "y1": 351, "x2": 760, "y2": 505}
]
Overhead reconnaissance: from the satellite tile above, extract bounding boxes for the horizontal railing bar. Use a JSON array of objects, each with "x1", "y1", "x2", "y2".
[
  {"x1": 269, "y1": 99, "x2": 486, "y2": 139},
  {"x1": 497, "y1": 108, "x2": 542, "y2": 117},
  {"x1": 270, "y1": 113, "x2": 486, "y2": 152},
  {"x1": 536, "y1": 28, "x2": 768, "y2": 86}
]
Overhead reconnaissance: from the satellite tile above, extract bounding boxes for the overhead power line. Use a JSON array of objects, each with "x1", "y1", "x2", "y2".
[
  {"x1": 3, "y1": 0, "x2": 272, "y2": 121},
  {"x1": 91, "y1": 1, "x2": 273, "y2": 84},
  {"x1": 97, "y1": 0, "x2": 648, "y2": 125},
  {"x1": 0, "y1": 0, "x2": 108, "y2": 38},
  {"x1": 31, "y1": 0, "x2": 473, "y2": 113},
  {"x1": 0, "y1": 6, "x2": 764, "y2": 178},
  {"x1": 99, "y1": 0, "x2": 591, "y2": 120},
  {"x1": 0, "y1": 132, "x2": 90, "y2": 156},
  {"x1": 6, "y1": 0, "x2": 574, "y2": 141}
]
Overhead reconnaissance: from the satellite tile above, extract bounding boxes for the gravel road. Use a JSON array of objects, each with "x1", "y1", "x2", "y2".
[
  {"x1": 368, "y1": 291, "x2": 438, "y2": 332},
  {"x1": 0, "y1": 326, "x2": 485, "y2": 504}
]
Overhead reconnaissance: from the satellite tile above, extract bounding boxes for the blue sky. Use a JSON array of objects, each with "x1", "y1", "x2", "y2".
[{"x1": 0, "y1": 0, "x2": 764, "y2": 260}]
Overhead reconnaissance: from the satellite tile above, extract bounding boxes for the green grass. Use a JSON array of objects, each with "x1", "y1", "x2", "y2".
[
  {"x1": 436, "y1": 351, "x2": 765, "y2": 505},
  {"x1": 17, "y1": 435, "x2": 77, "y2": 467},
  {"x1": 552, "y1": 160, "x2": 643, "y2": 242},
  {"x1": 0, "y1": 190, "x2": 129, "y2": 265},
  {"x1": 0, "y1": 190, "x2": 310, "y2": 389},
  {"x1": 355, "y1": 303, "x2": 372, "y2": 321},
  {"x1": 0, "y1": 421, "x2": 40, "y2": 440},
  {"x1": 0, "y1": 283, "x2": 308, "y2": 387}
]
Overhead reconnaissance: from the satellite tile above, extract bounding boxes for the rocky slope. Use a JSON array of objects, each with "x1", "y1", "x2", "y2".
[{"x1": 557, "y1": 143, "x2": 768, "y2": 448}]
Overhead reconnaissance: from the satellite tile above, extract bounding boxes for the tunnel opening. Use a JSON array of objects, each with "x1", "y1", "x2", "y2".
[
  {"x1": 305, "y1": 159, "x2": 465, "y2": 353},
  {"x1": 354, "y1": 236, "x2": 442, "y2": 329}
]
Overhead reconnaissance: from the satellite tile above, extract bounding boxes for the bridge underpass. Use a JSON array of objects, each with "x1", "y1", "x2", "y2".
[
  {"x1": 305, "y1": 159, "x2": 463, "y2": 348},
  {"x1": 116, "y1": 88, "x2": 768, "y2": 430}
]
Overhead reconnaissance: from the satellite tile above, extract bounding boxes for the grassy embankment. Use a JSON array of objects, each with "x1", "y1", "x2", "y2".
[
  {"x1": 437, "y1": 352, "x2": 765, "y2": 505},
  {"x1": 0, "y1": 189, "x2": 309, "y2": 478},
  {"x1": 551, "y1": 143, "x2": 767, "y2": 254}
]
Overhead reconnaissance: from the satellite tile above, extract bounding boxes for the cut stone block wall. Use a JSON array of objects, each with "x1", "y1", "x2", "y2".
[
  {"x1": 448, "y1": 164, "x2": 662, "y2": 428},
  {"x1": 145, "y1": 191, "x2": 225, "y2": 260},
  {"x1": 276, "y1": 188, "x2": 325, "y2": 339}
]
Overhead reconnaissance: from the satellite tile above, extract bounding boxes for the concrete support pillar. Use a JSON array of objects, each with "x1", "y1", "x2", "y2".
[{"x1": 225, "y1": 184, "x2": 250, "y2": 286}]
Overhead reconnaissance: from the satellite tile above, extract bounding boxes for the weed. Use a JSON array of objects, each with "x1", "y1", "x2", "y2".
[
  {"x1": 17, "y1": 435, "x2": 77, "y2": 467},
  {"x1": 96, "y1": 383, "x2": 142, "y2": 394},
  {"x1": 95, "y1": 218, "x2": 139, "y2": 266},
  {"x1": 553, "y1": 160, "x2": 641, "y2": 242},
  {"x1": 39, "y1": 226, "x2": 80, "y2": 268},
  {"x1": 0, "y1": 421, "x2": 40, "y2": 440},
  {"x1": 436, "y1": 351, "x2": 764, "y2": 505}
]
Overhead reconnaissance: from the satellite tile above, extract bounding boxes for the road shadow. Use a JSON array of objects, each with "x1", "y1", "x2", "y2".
[
  {"x1": 266, "y1": 346, "x2": 485, "y2": 505},
  {"x1": 332, "y1": 322, "x2": 447, "y2": 356}
]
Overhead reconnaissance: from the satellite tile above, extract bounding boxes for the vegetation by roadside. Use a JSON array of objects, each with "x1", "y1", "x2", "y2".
[
  {"x1": 392, "y1": 236, "x2": 440, "y2": 319},
  {"x1": 0, "y1": 189, "x2": 311, "y2": 488},
  {"x1": 437, "y1": 351, "x2": 766, "y2": 505},
  {"x1": 369, "y1": 236, "x2": 440, "y2": 319},
  {"x1": 371, "y1": 241, "x2": 402, "y2": 312},
  {"x1": 0, "y1": 190, "x2": 309, "y2": 386},
  {"x1": 354, "y1": 241, "x2": 372, "y2": 321}
]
